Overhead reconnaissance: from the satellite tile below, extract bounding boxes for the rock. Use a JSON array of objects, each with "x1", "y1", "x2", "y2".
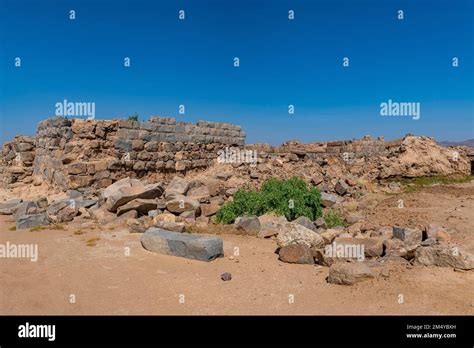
[
  {"x1": 421, "y1": 238, "x2": 437, "y2": 247},
  {"x1": 148, "y1": 209, "x2": 160, "y2": 217},
  {"x1": 257, "y1": 213, "x2": 287, "y2": 238},
  {"x1": 392, "y1": 226, "x2": 422, "y2": 247},
  {"x1": 46, "y1": 200, "x2": 78, "y2": 223},
  {"x1": 55, "y1": 207, "x2": 78, "y2": 223},
  {"x1": 215, "y1": 172, "x2": 232, "y2": 180},
  {"x1": 333, "y1": 237, "x2": 384, "y2": 258},
  {"x1": 117, "y1": 199, "x2": 158, "y2": 216},
  {"x1": 166, "y1": 195, "x2": 200, "y2": 214},
  {"x1": 15, "y1": 201, "x2": 37, "y2": 219},
  {"x1": 436, "y1": 230, "x2": 451, "y2": 242},
  {"x1": 164, "y1": 176, "x2": 190, "y2": 196},
  {"x1": 327, "y1": 262, "x2": 375, "y2": 285},
  {"x1": 187, "y1": 185, "x2": 211, "y2": 202},
  {"x1": 153, "y1": 212, "x2": 177, "y2": 223},
  {"x1": 234, "y1": 216, "x2": 261, "y2": 235},
  {"x1": 320, "y1": 192, "x2": 341, "y2": 207},
  {"x1": 279, "y1": 244, "x2": 314, "y2": 264},
  {"x1": 314, "y1": 217, "x2": 326, "y2": 228},
  {"x1": 103, "y1": 177, "x2": 142, "y2": 199},
  {"x1": 335, "y1": 180, "x2": 348, "y2": 195},
  {"x1": 277, "y1": 223, "x2": 325, "y2": 249},
  {"x1": 0, "y1": 198, "x2": 22, "y2": 215},
  {"x1": 66, "y1": 190, "x2": 83, "y2": 199},
  {"x1": 319, "y1": 228, "x2": 341, "y2": 244},
  {"x1": 90, "y1": 206, "x2": 117, "y2": 225},
  {"x1": 127, "y1": 216, "x2": 152, "y2": 233},
  {"x1": 415, "y1": 245, "x2": 474, "y2": 270},
  {"x1": 36, "y1": 197, "x2": 49, "y2": 209},
  {"x1": 154, "y1": 220, "x2": 185, "y2": 232},
  {"x1": 221, "y1": 272, "x2": 232, "y2": 281},
  {"x1": 16, "y1": 213, "x2": 50, "y2": 230},
  {"x1": 383, "y1": 238, "x2": 407, "y2": 258},
  {"x1": 293, "y1": 216, "x2": 317, "y2": 232},
  {"x1": 200, "y1": 203, "x2": 220, "y2": 217},
  {"x1": 106, "y1": 182, "x2": 163, "y2": 212},
  {"x1": 141, "y1": 228, "x2": 224, "y2": 261}
]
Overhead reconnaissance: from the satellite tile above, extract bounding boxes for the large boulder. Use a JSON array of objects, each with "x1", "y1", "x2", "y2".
[
  {"x1": 16, "y1": 213, "x2": 50, "y2": 230},
  {"x1": 415, "y1": 245, "x2": 474, "y2": 270},
  {"x1": 141, "y1": 228, "x2": 224, "y2": 261},
  {"x1": 279, "y1": 244, "x2": 314, "y2": 264},
  {"x1": 103, "y1": 177, "x2": 142, "y2": 199},
  {"x1": 327, "y1": 262, "x2": 375, "y2": 285},
  {"x1": 106, "y1": 181, "x2": 163, "y2": 212},
  {"x1": 164, "y1": 176, "x2": 190, "y2": 197},
  {"x1": 0, "y1": 198, "x2": 22, "y2": 215},
  {"x1": 277, "y1": 223, "x2": 325, "y2": 249}
]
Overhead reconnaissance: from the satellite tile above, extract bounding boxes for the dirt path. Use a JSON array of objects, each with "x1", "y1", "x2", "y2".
[{"x1": 1, "y1": 183, "x2": 473, "y2": 315}]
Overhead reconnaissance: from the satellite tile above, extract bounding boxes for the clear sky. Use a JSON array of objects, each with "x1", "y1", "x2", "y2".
[{"x1": 1, "y1": 0, "x2": 473, "y2": 145}]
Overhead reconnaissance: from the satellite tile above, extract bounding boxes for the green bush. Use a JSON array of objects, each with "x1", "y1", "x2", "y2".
[
  {"x1": 323, "y1": 209, "x2": 346, "y2": 228},
  {"x1": 127, "y1": 113, "x2": 139, "y2": 121},
  {"x1": 216, "y1": 177, "x2": 323, "y2": 224}
]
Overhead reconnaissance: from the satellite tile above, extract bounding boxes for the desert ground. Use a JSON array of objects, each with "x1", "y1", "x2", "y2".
[{"x1": 1, "y1": 181, "x2": 473, "y2": 315}]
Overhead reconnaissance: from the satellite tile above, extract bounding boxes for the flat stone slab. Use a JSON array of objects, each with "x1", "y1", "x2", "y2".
[{"x1": 141, "y1": 228, "x2": 223, "y2": 261}]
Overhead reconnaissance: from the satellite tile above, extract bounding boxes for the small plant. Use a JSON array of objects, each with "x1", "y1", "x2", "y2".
[
  {"x1": 86, "y1": 237, "x2": 100, "y2": 246},
  {"x1": 74, "y1": 229, "x2": 85, "y2": 235},
  {"x1": 127, "y1": 113, "x2": 139, "y2": 122},
  {"x1": 8, "y1": 226, "x2": 16, "y2": 231},
  {"x1": 216, "y1": 177, "x2": 323, "y2": 224},
  {"x1": 323, "y1": 209, "x2": 347, "y2": 228}
]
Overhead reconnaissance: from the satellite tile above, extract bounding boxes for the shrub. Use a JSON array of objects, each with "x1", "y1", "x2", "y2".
[
  {"x1": 127, "y1": 113, "x2": 139, "y2": 121},
  {"x1": 323, "y1": 209, "x2": 346, "y2": 228},
  {"x1": 216, "y1": 177, "x2": 323, "y2": 224}
]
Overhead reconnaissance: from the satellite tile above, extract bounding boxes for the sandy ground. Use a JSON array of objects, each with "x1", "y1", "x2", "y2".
[{"x1": 1, "y1": 182, "x2": 473, "y2": 315}]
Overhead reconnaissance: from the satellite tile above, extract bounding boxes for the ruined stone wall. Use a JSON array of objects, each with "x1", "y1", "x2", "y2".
[
  {"x1": 2, "y1": 116, "x2": 469, "y2": 191},
  {"x1": 247, "y1": 135, "x2": 403, "y2": 162},
  {"x1": 32, "y1": 116, "x2": 246, "y2": 190},
  {"x1": 0, "y1": 136, "x2": 36, "y2": 187}
]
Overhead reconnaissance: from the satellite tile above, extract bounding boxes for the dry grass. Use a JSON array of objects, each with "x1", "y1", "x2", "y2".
[
  {"x1": 8, "y1": 225, "x2": 16, "y2": 231},
  {"x1": 74, "y1": 229, "x2": 85, "y2": 235},
  {"x1": 86, "y1": 237, "x2": 100, "y2": 247},
  {"x1": 29, "y1": 226, "x2": 48, "y2": 232}
]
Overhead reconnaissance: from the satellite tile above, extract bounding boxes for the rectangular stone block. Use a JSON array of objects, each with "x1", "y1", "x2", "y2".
[{"x1": 141, "y1": 228, "x2": 224, "y2": 261}]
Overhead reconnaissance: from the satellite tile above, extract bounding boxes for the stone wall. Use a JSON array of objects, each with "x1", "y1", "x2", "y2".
[
  {"x1": 0, "y1": 136, "x2": 36, "y2": 187},
  {"x1": 246, "y1": 135, "x2": 403, "y2": 162},
  {"x1": 31, "y1": 116, "x2": 246, "y2": 190},
  {"x1": 2, "y1": 116, "x2": 468, "y2": 191}
]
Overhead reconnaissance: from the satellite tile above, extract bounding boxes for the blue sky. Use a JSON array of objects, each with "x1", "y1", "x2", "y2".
[{"x1": 0, "y1": 0, "x2": 473, "y2": 145}]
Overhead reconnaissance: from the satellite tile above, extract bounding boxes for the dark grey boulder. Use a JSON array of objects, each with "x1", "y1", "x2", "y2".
[
  {"x1": 16, "y1": 213, "x2": 50, "y2": 230},
  {"x1": 141, "y1": 228, "x2": 224, "y2": 261}
]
